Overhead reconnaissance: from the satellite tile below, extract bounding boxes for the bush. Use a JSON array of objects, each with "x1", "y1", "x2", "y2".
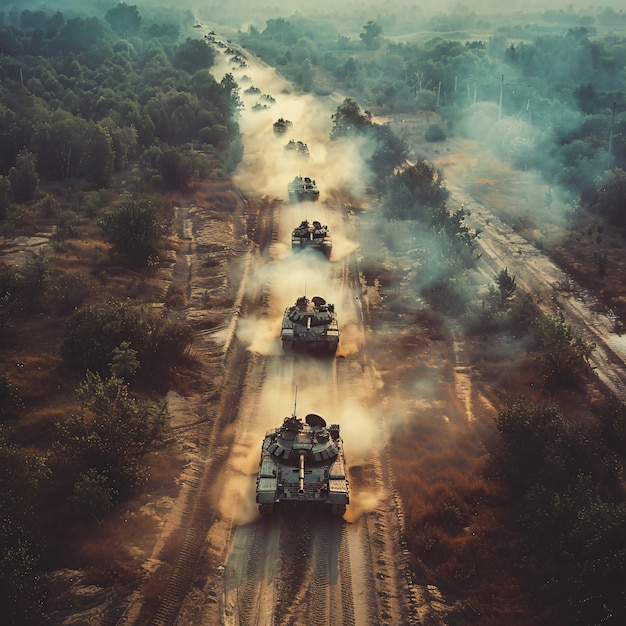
[
  {"x1": 530, "y1": 311, "x2": 594, "y2": 389},
  {"x1": 54, "y1": 372, "x2": 168, "y2": 499},
  {"x1": 98, "y1": 194, "x2": 173, "y2": 265},
  {"x1": 62, "y1": 299, "x2": 194, "y2": 376},
  {"x1": 425, "y1": 124, "x2": 446, "y2": 142}
]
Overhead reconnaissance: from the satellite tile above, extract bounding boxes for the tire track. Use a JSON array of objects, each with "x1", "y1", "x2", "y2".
[{"x1": 228, "y1": 520, "x2": 277, "y2": 626}]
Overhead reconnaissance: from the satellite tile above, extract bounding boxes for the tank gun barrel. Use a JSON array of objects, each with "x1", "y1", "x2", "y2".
[{"x1": 299, "y1": 452, "x2": 305, "y2": 493}]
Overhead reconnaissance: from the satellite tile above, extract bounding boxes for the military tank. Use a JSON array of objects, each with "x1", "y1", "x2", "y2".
[
  {"x1": 288, "y1": 175, "x2": 319, "y2": 202},
  {"x1": 256, "y1": 410, "x2": 349, "y2": 515},
  {"x1": 285, "y1": 139, "x2": 310, "y2": 157},
  {"x1": 291, "y1": 220, "x2": 332, "y2": 257},
  {"x1": 273, "y1": 117, "x2": 293, "y2": 134},
  {"x1": 281, "y1": 295, "x2": 339, "y2": 353}
]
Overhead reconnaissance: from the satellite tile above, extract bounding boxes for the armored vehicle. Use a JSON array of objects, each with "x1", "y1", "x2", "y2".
[
  {"x1": 281, "y1": 295, "x2": 339, "y2": 353},
  {"x1": 256, "y1": 411, "x2": 349, "y2": 515},
  {"x1": 291, "y1": 220, "x2": 332, "y2": 257},
  {"x1": 285, "y1": 139, "x2": 310, "y2": 157},
  {"x1": 273, "y1": 117, "x2": 293, "y2": 134},
  {"x1": 288, "y1": 175, "x2": 319, "y2": 202}
]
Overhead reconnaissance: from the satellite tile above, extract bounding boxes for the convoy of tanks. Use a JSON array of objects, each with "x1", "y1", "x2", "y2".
[{"x1": 253, "y1": 117, "x2": 348, "y2": 515}]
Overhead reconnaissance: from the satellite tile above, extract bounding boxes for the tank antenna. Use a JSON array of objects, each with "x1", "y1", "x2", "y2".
[{"x1": 293, "y1": 385, "x2": 298, "y2": 417}]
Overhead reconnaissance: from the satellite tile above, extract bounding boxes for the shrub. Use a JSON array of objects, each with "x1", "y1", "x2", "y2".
[
  {"x1": 425, "y1": 124, "x2": 446, "y2": 142},
  {"x1": 62, "y1": 299, "x2": 193, "y2": 376},
  {"x1": 530, "y1": 311, "x2": 594, "y2": 389},
  {"x1": 98, "y1": 194, "x2": 173, "y2": 265},
  {"x1": 54, "y1": 372, "x2": 168, "y2": 499}
]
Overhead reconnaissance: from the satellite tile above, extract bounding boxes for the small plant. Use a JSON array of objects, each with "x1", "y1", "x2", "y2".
[{"x1": 495, "y1": 267, "x2": 517, "y2": 308}]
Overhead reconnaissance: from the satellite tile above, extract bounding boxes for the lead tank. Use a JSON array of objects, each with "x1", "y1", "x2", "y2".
[
  {"x1": 256, "y1": 412, "x2": 349, "y2": 515},
  {"x1": 281, "y1": 295, "x2": 339, "y2": 353},
  {"x1": 291, "y1": 220, "x2": 332, "y2": 257}
]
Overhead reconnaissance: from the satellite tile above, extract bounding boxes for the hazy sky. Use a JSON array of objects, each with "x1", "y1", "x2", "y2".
[{"x1": 1, "y1": 1, "x2": 620, "y2": 17}]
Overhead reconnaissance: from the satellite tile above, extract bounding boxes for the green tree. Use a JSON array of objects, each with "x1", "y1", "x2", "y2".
[
  {"x1": 99, "y1": 118, "x2": 138, "y2": 171},
  {"x1": 360, "y1": 20, "x2": 382, "y2": 50},
  {"x1": 495, "y1": 267, "x2": 517, "y2": 308},
  {"x1": 109, "y1": 340, "x2": 139, "y2": 381},
  {"x1": 157, "y1": 147, "x2": 197, "y2": 191},
  {"x1": 330, "y1": 98, "x2": 371, "y2": 140},
  {"x1": 173, "y1": 38, "x2": 215, "y2": 74},
  {"x1": 199, "y1": 124, "x2": 230, "y2": 150},
  {"x1": 105, "y1": 2, "x2": 141, "y2": 37},
  {"x1": 32, "y1": 110, "x2": 90, "y2": 180},
  {"x1": 98, "y1": 194, "x2": 172, "y2": 264},
  {"x1": 531, "y1": 311, "x2": 595, "y2": 389},
  {"x1": 384, "y1": 160, "x2": 449, "y2": 218},
  {"x1": 68, "y1": 468, "x2": 117, "y2": 523},
  {"x1": 369, "y1": 123, "x2": 410, "y2": 182},
  {"x1": 8, "y1": 149, "x2": 38, "y2": 203},
  {"x1": 54, "y1": 372, "x2": 168, "y2": 497},
  {"x1": 294, "y1": 58, "x2": 315, "y2": 92},
  {"x1": 83, "y1": 122, "x2": 114, "y2": 188}
]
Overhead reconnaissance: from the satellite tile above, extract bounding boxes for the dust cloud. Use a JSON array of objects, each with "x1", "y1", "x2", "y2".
[{"x1": 212, "y1": 46, "x2": 372, "y2": 202}]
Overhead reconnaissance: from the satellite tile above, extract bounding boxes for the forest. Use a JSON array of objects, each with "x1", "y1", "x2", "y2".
[{"x1": 0, "y1": 1, "x2": 626, "y2": 624}]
